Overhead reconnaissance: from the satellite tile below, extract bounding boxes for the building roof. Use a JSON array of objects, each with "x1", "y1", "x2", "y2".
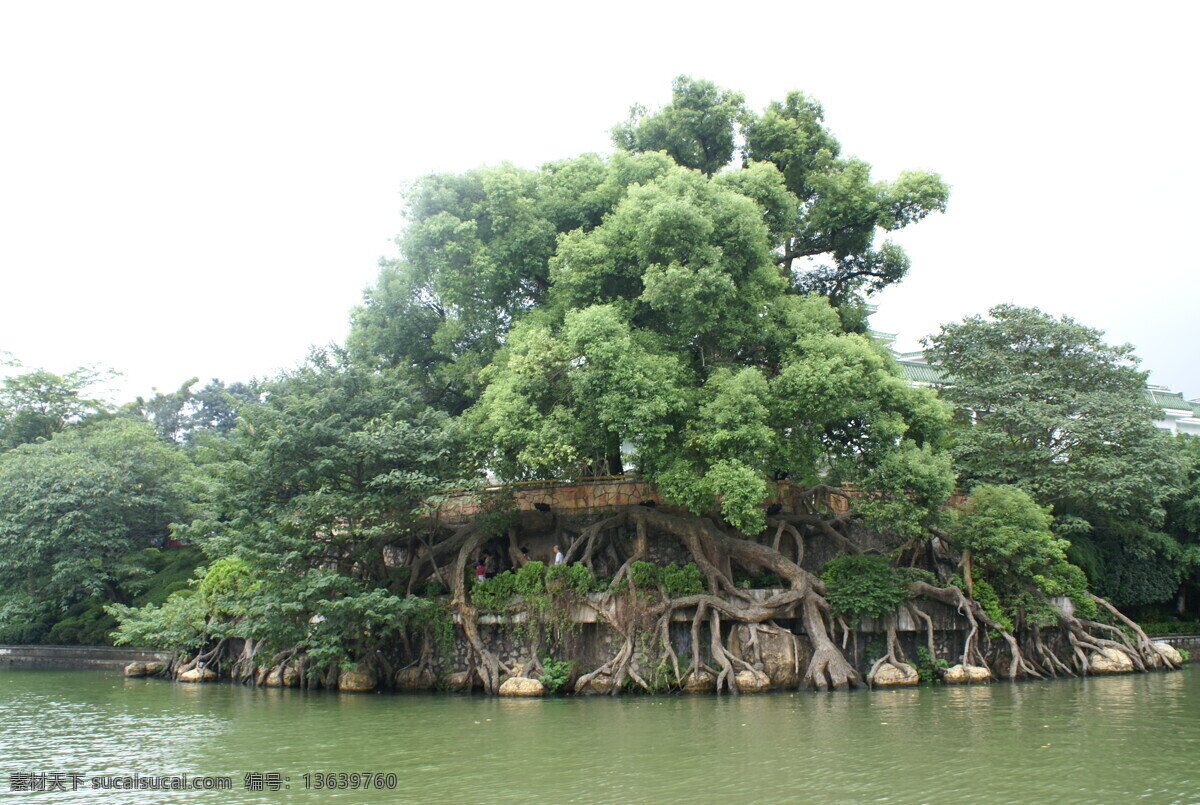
[
  {"x1": 895, "y1": 360, "x2": 947, "y2": 386},
  {"x1": 1146, "y1": 387, "x2": 1200, "y2": 416}
]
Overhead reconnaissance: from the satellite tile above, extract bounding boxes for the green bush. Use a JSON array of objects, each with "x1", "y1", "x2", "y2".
[
  {"x1": 660, "y1": 563, "x2": 704, "y2": 596},
  {"x1": 538, "y1": 657, "x2": 574, "y2": 694},
  {"x1": 417, "y1": 578, "x2": 448, "y2": 598},
  {"x1": 820, "y1": 554, "x2": 906, "y2": 622},
  {"x1": 44, "y1": 597, "x2": 115, "y2": 645},
  {"x1": 514, "y1": 561, "x2": 546, "y2": 599},
  {"x1": 915, "y1": 646, "x2": 949, "y2": 683},
  {"x1": 471, "y1": 571, "x2": 518, "y2": 612},
  {"x1": 629, "y1": 561, "x2": 659, "y2": 590},
  {"x1": 545, "y1": 562, "x2": 596, "y2": 595},
  {"x1": 624, "y1": 561, "x2": 705, "y2": 596},
  {"x1": 895, "y1": 567, "x2": 937, "y2": 587}
]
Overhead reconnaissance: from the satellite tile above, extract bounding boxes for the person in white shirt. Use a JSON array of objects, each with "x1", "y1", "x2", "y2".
[{"x1": 553, "y1": 544, "x2": 564, "y2": 565}]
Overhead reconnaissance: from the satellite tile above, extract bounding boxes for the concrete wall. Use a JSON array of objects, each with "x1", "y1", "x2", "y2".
[{"x1": 0, "y1": 645, "x2": 169, "y2": 670}]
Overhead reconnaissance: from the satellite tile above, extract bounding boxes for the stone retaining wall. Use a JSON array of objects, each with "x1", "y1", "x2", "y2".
[{"x1": 0, "y1": 645, "x2": 169, "y2": 670}]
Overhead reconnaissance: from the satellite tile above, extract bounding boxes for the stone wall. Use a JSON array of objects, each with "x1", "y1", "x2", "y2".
[
  {"x1": 0, "y1": 645, "x2": 170, "y2": 670},
  {"x1": 433, "y1": 478, "x2": 865, "y2": 523}
]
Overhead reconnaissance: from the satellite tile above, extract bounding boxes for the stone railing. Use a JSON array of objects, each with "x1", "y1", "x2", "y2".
[{"x1": 431, "y1": 477, "x2": 866, "y2": 523}]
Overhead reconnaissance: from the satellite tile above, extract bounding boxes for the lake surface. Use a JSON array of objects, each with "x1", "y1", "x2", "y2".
[{"x1": 1, "y1": 666, "x2": 1197, "y2": 804}]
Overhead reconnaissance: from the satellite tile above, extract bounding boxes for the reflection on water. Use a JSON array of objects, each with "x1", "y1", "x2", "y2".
[{"x1": 1, "y1": 667, "x2": 1197, "y2": 804}]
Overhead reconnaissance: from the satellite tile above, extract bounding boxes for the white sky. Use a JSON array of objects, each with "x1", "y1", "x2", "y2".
[{"x1": 2, "y1": 1, "x2": 1196, "y2": 402}]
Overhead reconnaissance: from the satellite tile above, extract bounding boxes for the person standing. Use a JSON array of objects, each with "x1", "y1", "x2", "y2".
[{"x1": 553, "y1": 544, "x2": 564, "y2": 565}]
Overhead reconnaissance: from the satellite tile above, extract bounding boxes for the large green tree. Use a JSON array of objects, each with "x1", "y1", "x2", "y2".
[
  {"x1": 925, "y1": 305, "x2": 1186, "y2": 609},
  {"x1": 145, "y1": 350, "x2": 464, "y2": 680},
  {"x1": 0, "y1": 418, "x2": 196, "y2": 637},
  {"x1": 350, "y1": 78, "x2": 953, "y2": 534},
  {"x1": 0, "y1": 365, "x2": 112, "y2": 451}
]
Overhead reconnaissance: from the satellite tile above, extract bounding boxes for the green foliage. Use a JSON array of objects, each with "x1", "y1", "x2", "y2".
[
  {"x1": 127, "y1": 378, "x2": 256, "y2": 444},
  {"x1": 471, "y1": 571, "x2": 518, "y2": 612},
  {"x1": 626, "y1": 560, "x2": 705, "y2": 595},
  {"x1": 857, "y1": 441, "x2": 956, "y2": 538},
  {"x1": 545, "y1": 562, "x2": 597, "y2": 595},
  {"x1": 659, "y1": 563, "x2": 705, "y2": 596},
  {"x1": 951, "y1": 486, "x2": 1064, "y2": 581},
  {"x1": 629, "y1": 561, "x2": 659, "y2": 591},
  {"x1": 820, "y1": 554, "x2": 907, "y2": 622},
  {"x1": 351, "y1": 78, "x2": 951, "y2": 534},
  {"x1": 949, "y1": 485, "x2": 1101, "y2": 626},
  {"x1": 44, "y1": 597, "x2": 116, "y2": 645},
  {"x1": 0, "y1": 418, "x2": 196, "y2": 619},
  {"x1": 109, "y1": 591, "x2": 207, "y2": 653},
  {"x1": 967, "y1": 577, "x2": 1013, "y2": 633},
  {"x1": 514, "y1": 561, "x2": 546, "y2": 599},
  {"x1": 914, "y1": 646, "x2": 949, "y2": 684},
  {"x1": 538, "y1": 657, "x2": 574, "y2": 694},
  {"x1": 927, "y1": 305, "x2": 1184, "y2": 534},
  {"x1": 416, "y1": 578, "x2": 448, "y2": 598},
  {"x1": 1179, "y1": 648, "x2": 1190, "y2": 662},
  {"x1": 109, "y1": 350, "x2": 463, "y2": 671},
  {"x1": 0, "y1": 365, "x2": 112, "y2": 451},
  {"x1": 612, "y1": 76, "x2": 746, "y2": 176},
  {"x1": 895, "y1": 567, "x2": 938, "y2": 587}
]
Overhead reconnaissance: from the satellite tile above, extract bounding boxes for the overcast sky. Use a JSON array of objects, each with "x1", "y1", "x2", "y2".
[{"x1": 2, "y1": 1, "x2": 1196, "y2": 403}]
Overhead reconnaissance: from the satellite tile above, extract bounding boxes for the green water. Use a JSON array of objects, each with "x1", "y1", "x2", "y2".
[{"x1": 1, "y1": 667, "x2": 1197, "y2": 804}]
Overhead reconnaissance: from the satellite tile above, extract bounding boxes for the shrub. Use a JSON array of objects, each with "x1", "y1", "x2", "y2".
[
  {"x1": 820, "y1": 554, "x2": 906, "y2": 622},
  {"x1": 629, "y1": 561, "x2": 659, "y2": 590},
  {"x1": 915, "y1": 646, "x2": 948, "y2": 683},
  {"x1": 417, "y1": 578, "x2": 448, "y2": 598},
  {"x1": 539, "y1": 657, "x2": 573, "y2": 694},
  {"x1": 471, "y1": 571, "x2": 518, "y2": 612},
  {"x1": 660, "y1": 563, "x2": 704, "y2": 596},
  {"x1": 545, "y1": 562, "x2": 596, "y2": 595},
  {"x1": 514, "y1": 561, "x2": 546, "y2": 599}
]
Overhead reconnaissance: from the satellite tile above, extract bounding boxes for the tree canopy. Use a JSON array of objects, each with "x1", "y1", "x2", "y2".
[
  {"x1": 926, "y1": 304, "x2": 1187, "y2": 609},
  {"x1": 0, "y1": 418, "x2": 195, "y2": 619},
  {"x1": 0, "y1": 365, "x2": 112, "y2": 451},
  {"x1": 350, "y1": 77, "x2": 953, "y2": 534}
]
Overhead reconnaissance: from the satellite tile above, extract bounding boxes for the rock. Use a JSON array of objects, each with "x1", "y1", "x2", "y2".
[
  {"x1": 394, "y1": 667, "x2": 436, "y2": 691},
  {"x1": 264, "y1": 667, "x2": 283, "y2": 687},
  {"x1": 1090, "y1": 647, "x2": 1134, "y2": 674},
  {"x1": 942, "y1": 663, "x2": 991, "y2": 684},
  {"x1": 144, "y1": 661, "x2": 166, "y2": 676},
  {"x1": 254, "y1": 666, "x2": 268, "y2": 686},
  {"x1": 281, "y1": 666, "x2": 300, "y2": 687},
  {"x1": 871, "y1": 662, "x2": 919, "y2": 687},
  {"x1": 734, "y1": 669, "x2": 772, "y2": 693},
  {"x1": 123, "y1": 662, "x2": 149, "y2": 677},
  {"x1": 681, "y1": 670, "x2": 715, "y2": 694},
  {"x1": 1152, "y1": 642, "x2": 1184, "y2": 666},
  {"x1": 730, "y1": 624, "x2": 804, "y2": 688},
  {"x1": 444, "y1": 671, "x2": 475, "y2": 691},
  {"x1": 577, "y1": 675, "x2": 614, "y2": 695},
  {"x1": 498, "y1": 676, "x2": 545, "y2": 697},
  {"x1": 759, "y1": 633, "x2": 803, "y2": 688},
  {"x1": 177, "y1": 667, "x2": 217, "y2": 683},
  {"x1": 338, "y1": 663, "x2": 377, "y2": 692}
]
